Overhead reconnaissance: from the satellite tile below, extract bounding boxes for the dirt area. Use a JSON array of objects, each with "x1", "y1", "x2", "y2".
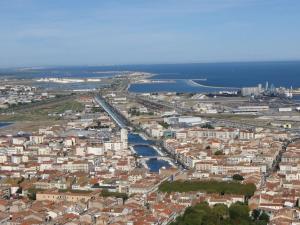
[{"x1": 0, "y1": 95, "x2": 84, "y2": 133}]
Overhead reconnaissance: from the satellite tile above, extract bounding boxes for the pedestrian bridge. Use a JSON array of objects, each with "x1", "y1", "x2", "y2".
[
  {"x1": 138, "y1": 156, "x2": 168, "y2": 159},
  {"x1": 130, "y1": 143, "x2": 152, "y2": 146}
]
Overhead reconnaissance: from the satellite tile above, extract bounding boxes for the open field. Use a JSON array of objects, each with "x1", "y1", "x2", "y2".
[
  {"x1": 200, "y1": 113, "x2": 258, "y2": 120},
  {"x1": 0, "y1": 95, "x2": 84, "y2": 133}
]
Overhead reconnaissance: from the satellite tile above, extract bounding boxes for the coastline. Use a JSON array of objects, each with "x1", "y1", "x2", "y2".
[
  {"x1": 128, "y1": 78, "x2": 239, "y2": 93},
  {"x1": 187, "y1": 79, "x2": 239, "y2": 89}
]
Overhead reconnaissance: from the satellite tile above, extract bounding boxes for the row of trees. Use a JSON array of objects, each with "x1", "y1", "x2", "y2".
[
  {"x1": 159, "y1": 180, "x2": 256, "y2": 198},
  {"x1": 128, "y1": 107, "x2": 154, "y2": 116},
  {"x1": 158, "y1": 121, "x2": 170, "y2": 129},
  {"x1": 171, "y1": 202, "x2": 269, "y2": 225},
  {"x1": 100, "y1": 189, "x2": 128, "y2": 202}
]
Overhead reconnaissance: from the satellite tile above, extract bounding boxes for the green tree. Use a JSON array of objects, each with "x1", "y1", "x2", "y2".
[
  {"x1": 251, "y1": 209, "x2": 260, "y2": 220},
  {"x1": 229, "y1": 202, "x2": 250, "y2": 221},
  {"x1": 158, "y1": 121, "x2": 169, "y2": 129},
  {"x1": 258, "y1": 212, "x2": 269, "y2": 223},
  {"x1": 100, "y1": 189, "x2": 128, "y2": 202},
  {"x1": 213, "y1": 204, "x2": 229, "y2": 224},
  {"x1": 159, "y1": 180, "x2": 256, "y2": 198},
  {"x1": 233, "y1": 174, "x2": 244, "y2": 181},
  {"x1": 255, "y1": 221, "x2": 268, "y2": 225},
  {"x1": 171, "y1": 201, "x2": 256, "y2": 225},
  {"x1": 215, "y1": 150, "x2": 224, "y2": 155},
  {"x1": 27, "y1": 188, "x2": 37, "y2": 200},
  {"x1": 201, "y1": 124, "x2": 214, "y2": 129}
]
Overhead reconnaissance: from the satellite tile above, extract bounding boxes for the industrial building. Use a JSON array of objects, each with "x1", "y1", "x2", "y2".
[{"x1": 241, "y1": 84, "x2": 263, "y2": 96}]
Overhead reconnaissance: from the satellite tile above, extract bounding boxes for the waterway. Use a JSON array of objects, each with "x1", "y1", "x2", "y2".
[
  {"x1": 133, "y1": 145, "x2": 158, "y2": 157},
  {"x1": 94, "y1": 95, "x2": 126, "y2": 128},
  {"x1": 0, "y1": 122, "x2": 13, "y2": 128},
  {"x1": 128, "y1": 133, "x2": 171, "y2": 172}
]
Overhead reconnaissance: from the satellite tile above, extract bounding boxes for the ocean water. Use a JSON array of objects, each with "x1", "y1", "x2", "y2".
[
  {"x1": 127, "y1": 61, "x2": 300, "y2": 92},
  {"x1": 128, "y1": 79, "x2": 235, "y2": 93},
  {"x1": 34, "y1": 81, "x2": 109, "y2": 91},
  {"x1": 0, "y1": 67, "x2": 125, "y2": 79},
  {"x1": 148, "y1": 61, "x2": 300, "y2": 88},
  {"x1": 2, "y1": 61, "x2": 300, "y2": 92}
]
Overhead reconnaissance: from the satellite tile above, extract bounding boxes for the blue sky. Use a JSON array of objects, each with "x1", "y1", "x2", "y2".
[{"x1": 0, "y1": 0, "x2": 300, "y2": 67}]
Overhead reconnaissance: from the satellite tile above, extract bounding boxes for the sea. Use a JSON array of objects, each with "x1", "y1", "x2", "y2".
[{"x1": 1, "y1": 61, "x2": 300, "y2": 93}]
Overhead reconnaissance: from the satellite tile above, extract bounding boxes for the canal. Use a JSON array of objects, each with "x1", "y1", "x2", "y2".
[
  {"x1": 0, "y1": 122, "x2": 13, "y2": 128},
  {"x1": 128, "y1": 133, "x2": 171, "y2": 172}
]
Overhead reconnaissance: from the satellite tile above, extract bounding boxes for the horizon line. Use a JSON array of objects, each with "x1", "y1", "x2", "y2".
[{"x1": 1, "y1": 59, "x2": 300, "y2": 70}]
